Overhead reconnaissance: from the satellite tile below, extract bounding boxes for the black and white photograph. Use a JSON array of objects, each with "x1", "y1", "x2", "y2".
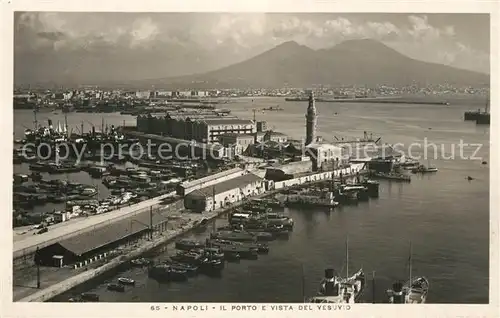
[{"x1": 3, "y1": 1, "x2": 498, "y2": 316}]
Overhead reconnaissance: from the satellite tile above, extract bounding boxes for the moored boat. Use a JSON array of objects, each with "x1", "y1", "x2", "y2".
[
  {"x1": 118, "y1": 277, "x2": 135, "y2": 285},
  {"x1": 386, "y1": 242, "x2": 429, "y2": 304},
  {"x1": 107, "y1": 283, "x2": 125, "y2": 292},
  {"x1": 80, "y1": 293, "x2": 99, "y2": 302},
  {"x1": 175, "y1": 239, "x2": 205, "y2": 251},
  {"x1": 411, "y1": 165, "x2": 438, "y2": 173},
  {"x1": 307, "y1": 238, "x2": 365, "y2": 303},
  {"x1": 130, "y1": 258, "x2": 152, "y2": 267}
]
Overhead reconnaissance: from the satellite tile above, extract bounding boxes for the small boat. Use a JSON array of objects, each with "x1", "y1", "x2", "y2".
[
  {"x1": 30, "y1": 172, "x2": 43, "y2": 181},
  {"x1": 107, "y1": 283, "x2": 125, "y2": 292},
  {"x1": 198, "y1": 258, "x2": 224, "y2": 274},
  {"x1": 80, "y1": 293, "x2": 99, "y2": 302},
  {"x1": 118, "y1": 277, "x2": 135, "y2": 285},
  {"x1": 165, "y1": 261, "x2": 199, "y2": 277},
  {"x1": 386, "y1": 242, "x2": 429, "y2": 304},
  {"x1": 411, "y1": 165, "x2": 438, "y2": 173},
  {"x1": 175, "y1": 239, "x2": 205, "y2": 251},
  {"x1": 130, "y1": 258, "x2": 152, "y2": 267}
]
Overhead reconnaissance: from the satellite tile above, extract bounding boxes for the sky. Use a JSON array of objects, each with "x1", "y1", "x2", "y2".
[{"x1": 14, "y1": 12, "x2": 490, "y2": 86}]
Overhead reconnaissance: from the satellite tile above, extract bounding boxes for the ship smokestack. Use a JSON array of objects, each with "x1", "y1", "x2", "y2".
[{"x1": 325, "y1": 268, "x2": 335, "y2": 279}]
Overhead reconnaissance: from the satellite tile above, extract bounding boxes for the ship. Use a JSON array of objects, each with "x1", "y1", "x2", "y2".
[
  {"x1": 307, "y1": 238, "x2": 365, "y2": 303},
  {"x1": 411, "y1": 163, "x2": 438, "y2": 174},
  {"x1": 285, "y1": 96, "x2": 309, "y2": 102},
  {"x1": 386, "y1": 242, "x2": 429, "y2": 304},
  {"x1": 262, "y1": 105, "x2": 284, "y2": 111},
  {"x1": 475, "y1": 98, "x2": 490, "y2": 125},
  {"x1": 464, "y1": 109, "x2": 482, "y2": 121}
]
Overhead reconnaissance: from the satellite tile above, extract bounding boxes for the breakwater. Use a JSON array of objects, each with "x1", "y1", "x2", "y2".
[{"x1": 285, "y1": 97, "x2": 449, "y2": 105}]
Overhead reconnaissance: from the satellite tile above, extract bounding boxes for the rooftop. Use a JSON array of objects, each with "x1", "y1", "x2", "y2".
[
  {"x1": 188, "y1": 173, "x2": 263, "y2": 197},
  {"x1": 180, "y1": 167, "x2": 244, "y2": 189},
  {"x1": 204, "y1": 119, "x2": 254, "y2": 126},
  {"x1": 51, "y1": 202, "x2": 181, "y2": 256},
  {"x1": 220, "y1": 133, "x2": 254, "y2": 139}
]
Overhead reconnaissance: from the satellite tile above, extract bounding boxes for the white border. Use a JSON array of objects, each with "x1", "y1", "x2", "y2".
[{"x1": 1, "y1": 1, "x2": 498, "y2": 317}]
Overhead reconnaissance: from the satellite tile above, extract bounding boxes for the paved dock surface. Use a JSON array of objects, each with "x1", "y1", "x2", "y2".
[{"x1": 14, "y1": 192, "x2": 177, "y2": 258}]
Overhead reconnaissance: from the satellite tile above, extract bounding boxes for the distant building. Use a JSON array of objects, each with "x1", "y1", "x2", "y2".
[
  {"x1": 219, "y1": 133, "x2": 255, "y2": 156},
  {"x1": 156, "y1": 91, "x2": 172, "y2": 97},
  {"x1": 137, "y1": 112, "x2": 255, "y2": 143},
  {"x1": 136, "y1": 91, "x2": 151, "y2": 99},
  {"x1": 256, "y1": 121, "x2": 268, "y2": 132},
  {"x1": 263, "y1": 131, "x2": 288, "y2": 143}
]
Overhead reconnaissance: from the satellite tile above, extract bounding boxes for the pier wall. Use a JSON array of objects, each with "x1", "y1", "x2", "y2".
[{"x1": 272, "y1": 163, "x2": 365, "y2": 190}]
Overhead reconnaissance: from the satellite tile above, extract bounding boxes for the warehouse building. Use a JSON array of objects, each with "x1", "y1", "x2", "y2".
[
  {"x1": 34, "y1": 200, "x2": 183, "y2": 267},
  {"x1": 184, "y1": 172, "x2": 265, "y2": 213},
  {"x1": 137, "y1": 112, "x2": 255, "y2": 143},
  {"x1": 177, "y1": 167, "x2": 246, "y2": 196}
]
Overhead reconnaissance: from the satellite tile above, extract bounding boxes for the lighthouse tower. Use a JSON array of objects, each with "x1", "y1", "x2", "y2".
[{"x1": 305, "y1": 91, "x2": 317, "y2": 145}]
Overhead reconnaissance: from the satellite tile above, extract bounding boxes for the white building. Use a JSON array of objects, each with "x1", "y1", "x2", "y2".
[
  {"x1": 177, "y1": 167, "x2": 246, "y2": 196},
  {"x1": 184, "y1": 172, "x2": 265, "y2": 212},
  {"x1": 305, "y1": 143, "x2": 343, "y2": 171}
]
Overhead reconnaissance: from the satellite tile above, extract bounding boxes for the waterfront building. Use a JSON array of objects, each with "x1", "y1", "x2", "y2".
[
  {"x1": 305, "y1": 143, "x2": 343, "y2": 171},
  {"x1": 305, "y1": 91, "x2": 317, "y2": 146},
  {"x1": 183, "y1": 172, "x2": 265, "y2": 213},
  {"x1": 265, "y1": 160, "x2": 313, "y2": 181},
  {"x1": 137, "y1": 112, "x2": 255, "y2": 143},
  {"x1": 177, "y1": 167, "x2": 246, "y2": 196}
]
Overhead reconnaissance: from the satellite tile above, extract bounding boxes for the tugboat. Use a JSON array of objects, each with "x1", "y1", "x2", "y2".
[
  {"x1": 386, "y1": 242, "x2": 429, "y2": 304},
  {"x1": 307, "y1": 238, "x2": 365, "y2": 303}
]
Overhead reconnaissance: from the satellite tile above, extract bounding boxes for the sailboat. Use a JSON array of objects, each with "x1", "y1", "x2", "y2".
[
  {"x1": 386, "y1": 242, "x2": 429, "y2": 304},
  {"x1": 307, "y1": 238, "x2": 365, "y2": 303}
]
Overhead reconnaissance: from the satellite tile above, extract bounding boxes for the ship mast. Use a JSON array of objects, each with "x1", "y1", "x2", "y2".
[
  {"x1": 408, "y1": 241, "x2": 413, "y2": 289},
  {"x1": 346, "y1": 236, "x2": 349, "y2": 278},
  {"x1": 33, "y1": 109, "x2": 38, "y2": 130}
]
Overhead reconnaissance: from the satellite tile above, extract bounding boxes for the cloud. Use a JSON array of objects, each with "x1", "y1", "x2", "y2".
[
  {"x1": 130, "y1": 17, "x2": 159, "y2": 47},
  {"x1": 14, "y1": 12, "x2": 489, "y2": 85}
]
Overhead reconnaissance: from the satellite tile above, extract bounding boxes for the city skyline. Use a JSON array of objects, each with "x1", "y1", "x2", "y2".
[{"x1": 15, "y1": 13, "x2": 490, "y2": 86}]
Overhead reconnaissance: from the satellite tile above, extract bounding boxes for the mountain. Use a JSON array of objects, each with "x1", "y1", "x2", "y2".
[{"x1": 110, "y1": 39, "x2": 490, "y2": 89}]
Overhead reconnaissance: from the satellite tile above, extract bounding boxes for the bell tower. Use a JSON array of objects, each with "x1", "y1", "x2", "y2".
[{"x1": 305, "y1": 91, "x2": 317, "y2": 145}]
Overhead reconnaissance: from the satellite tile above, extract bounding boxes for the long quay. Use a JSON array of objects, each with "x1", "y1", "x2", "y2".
[{"x1": 13, "y1": 192, "x2": 178, "y2": 260}]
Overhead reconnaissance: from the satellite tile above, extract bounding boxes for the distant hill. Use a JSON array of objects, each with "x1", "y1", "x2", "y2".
[{"x1": 118, "y1": 39, "x2": 487, "y2": 89}]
